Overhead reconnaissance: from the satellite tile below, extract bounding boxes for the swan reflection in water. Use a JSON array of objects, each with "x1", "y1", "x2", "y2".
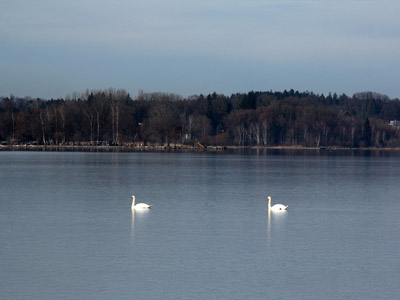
[
  {"x1": 266, "y1": 203, "x2": 288, "y2": 244},
  {"x1": 130, "y1": 207, "x2": 151, "y2": 242},
  {"x1": 130, "y1": 194, "x2": 152, "y2": 241}
]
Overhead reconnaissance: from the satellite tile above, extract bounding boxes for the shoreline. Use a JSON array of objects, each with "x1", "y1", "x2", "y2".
[{"x1": 1, "y1": 144, "x2": 400, "y2": 152}]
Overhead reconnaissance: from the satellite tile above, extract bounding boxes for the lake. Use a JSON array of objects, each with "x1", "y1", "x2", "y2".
[{"x1": 1, "y1": 150, "x2": 400, "y2": 299}]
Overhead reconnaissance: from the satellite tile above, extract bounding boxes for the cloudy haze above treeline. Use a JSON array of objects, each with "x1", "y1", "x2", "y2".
[{"x1": 1, "y1": 0, "x2": 400, "y2": 99}]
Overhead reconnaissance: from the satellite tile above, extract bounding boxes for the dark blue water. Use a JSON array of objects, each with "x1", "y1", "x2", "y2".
[{"x1": 1, "y1": 151, "x2": 399, "y2": 299}]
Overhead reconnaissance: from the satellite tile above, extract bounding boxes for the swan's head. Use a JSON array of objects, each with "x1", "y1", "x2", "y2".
[
  {"x1": 267, "y1": 196, "x2": 271, "y2": 201},
  {"x1": 131, "y1": 195, "x2": 135, "y2": 199}
]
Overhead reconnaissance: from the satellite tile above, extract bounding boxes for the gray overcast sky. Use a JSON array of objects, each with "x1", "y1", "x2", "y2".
[{"x1": 1, "y1": 0, "x2": 400, "y2": 99}]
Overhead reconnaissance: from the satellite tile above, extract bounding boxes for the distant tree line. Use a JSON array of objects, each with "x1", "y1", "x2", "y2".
[{"x1": 1, "y1": 88, "x2": 400, "y2": 148}]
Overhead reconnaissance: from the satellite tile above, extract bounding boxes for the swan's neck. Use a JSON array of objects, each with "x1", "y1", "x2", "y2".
[
  {"x1": 131, "y1": 196, "x2": 135, "y2": 208},
  {"x1": 267, "y1": 198, "x2": 271, "y2": 209}
]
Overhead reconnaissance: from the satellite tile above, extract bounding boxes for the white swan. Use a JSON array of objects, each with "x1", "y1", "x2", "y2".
[
  {"x1": 131, "y1": 195, "x2": 152, "y2": 210},
  {"x1": 267, "y1": 196, "x2": 288, "y2": 212}
]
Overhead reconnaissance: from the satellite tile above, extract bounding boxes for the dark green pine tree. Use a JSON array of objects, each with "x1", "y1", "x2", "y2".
[
  {"x1": 362, "y1": 117, "x2": 372, "y2": 147},
  {"x1": 238, "y1": 91, "x2": 256, "y2": 110}
]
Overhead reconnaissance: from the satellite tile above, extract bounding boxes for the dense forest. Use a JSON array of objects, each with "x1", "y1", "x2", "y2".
[{"x1": 1, "y1": 89, "x2": 400, "y2": 148}]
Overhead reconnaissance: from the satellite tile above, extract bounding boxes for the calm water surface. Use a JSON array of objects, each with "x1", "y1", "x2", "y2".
[{"x1": 1, "y1": 151, "x2": 400, "y2": 299}]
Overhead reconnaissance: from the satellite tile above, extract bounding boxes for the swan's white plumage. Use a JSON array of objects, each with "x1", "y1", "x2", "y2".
[
  {"x1": 267, "y1": 196, "x2": 288, "y2": 211},
  {"x1": 131, "y1": 195, "x2": 151, "y2": 210}
]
